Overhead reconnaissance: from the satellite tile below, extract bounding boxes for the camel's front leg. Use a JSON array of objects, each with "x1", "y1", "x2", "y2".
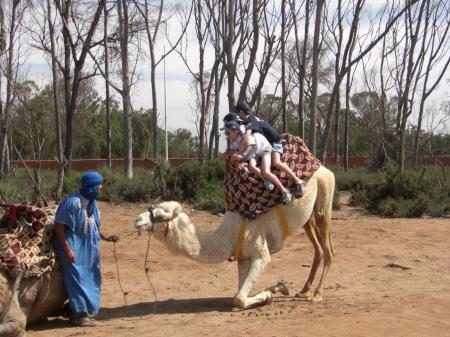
[
  {"x1": 238, "y1": 259, "x2": 251, "y2": 290},
  {"x1": 0, "y1": 272, "x2": 26, "y2": 337},
  {"x1": 234, "y1": 255, "x2": 272, "y2": 309}
]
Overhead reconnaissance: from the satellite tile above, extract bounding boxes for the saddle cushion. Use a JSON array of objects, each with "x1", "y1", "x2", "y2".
[
  {"x1": 223, "y1": 134, "x2": 321, "y2": 218},
  {"x1": 0, "y1": 205, "x2": 57, "y2": 278}
]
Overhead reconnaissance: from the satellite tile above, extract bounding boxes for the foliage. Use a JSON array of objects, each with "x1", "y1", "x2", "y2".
[
  {"x1": 8, "y1": 81, "x2": 199, "y2": 161},
  {"x1": 1, "y1": 168, "x2": 161, "y2": 204},
  {"x1": 2, "y1": 164, "x2": 448, "y2": 218},
  {"x1": 333, "y1": 167, "x2": 384, "y2": 192},
  {"x1": 167, "y1": 160, "x2": 223, "y2": 198},
  {"x1": 348, "y1": 167, "x2": 450, "y2": 217},
  {"x1": 192, "y1": 180, "x2": 227, "y2": 215},
  {"x1": 332, "y1": 189, "x2": 341, "y2": 210}
]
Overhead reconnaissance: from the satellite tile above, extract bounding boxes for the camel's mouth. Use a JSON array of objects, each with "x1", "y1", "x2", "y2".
[{"x1": 134, "y1": 211, "x2": 152, "y2": 232}]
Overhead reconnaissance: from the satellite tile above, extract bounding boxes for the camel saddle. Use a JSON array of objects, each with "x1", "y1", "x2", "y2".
[
  {"x1": 223, "y1": 134, "x2": 321, "y2": 219},
  {"x1": 0, "y1": 204, "x2": 57, "y2": 278}
]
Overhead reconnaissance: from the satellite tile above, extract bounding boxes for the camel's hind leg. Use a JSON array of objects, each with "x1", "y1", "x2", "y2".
[
  {"x1": 311, "y1": 209, "x2": 333, "y2": 301},
  {"x1": 296, "y1": 214, "x2": 323, "y2": 300},
  {"x1": 297, "y1": 167, "x2": 335, "y2": 302}
]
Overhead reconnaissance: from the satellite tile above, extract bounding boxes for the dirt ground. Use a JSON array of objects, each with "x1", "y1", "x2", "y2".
[{"x1": 27, "y1": 192, "x2": 450, "y2": 337}]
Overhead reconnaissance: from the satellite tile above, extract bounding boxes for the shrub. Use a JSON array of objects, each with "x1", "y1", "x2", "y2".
[
  {"x1": 168, "y1": 160, "x2": 224, "y2": 201},
  {"x1": 333, "y1": 189, "x2": 341, "y2": 210},
  {"x1": 349, "y1": 166, "x2": 449, "y2": 218},
  {"x1": 193, "y1": 180, "x2": 226, "y2": 214},
  {"x1": 333, "y1": 167, "x2": 382, "y2": 192}
]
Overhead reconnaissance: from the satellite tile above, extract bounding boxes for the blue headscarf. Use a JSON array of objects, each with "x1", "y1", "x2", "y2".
[{"x1": 80, "y1": 172, "x2": 103, "y2": 201}]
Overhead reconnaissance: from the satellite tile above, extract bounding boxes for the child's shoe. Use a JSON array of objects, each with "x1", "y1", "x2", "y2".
[
  {"x1": 264, "y1": 179, "x2": 275, "y2": 191},
  {"x1": 294, "y1": 180, "x2": 305, "y2": 198},
  {"x1": 281, "y1": 190, "x2": 292, "y2": 204}
]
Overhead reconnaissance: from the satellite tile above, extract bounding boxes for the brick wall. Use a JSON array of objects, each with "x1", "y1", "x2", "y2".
[{"x1": 11, "y1": 155, "x2": 450, "y2": 171}]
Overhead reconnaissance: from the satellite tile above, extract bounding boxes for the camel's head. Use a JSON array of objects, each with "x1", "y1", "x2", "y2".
[{"x1": 135, "y1": 201, "x2": 183, "y2": 234}]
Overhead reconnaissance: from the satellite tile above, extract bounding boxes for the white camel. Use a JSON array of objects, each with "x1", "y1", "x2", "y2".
[{"x1": 135, "y1": 165, "x2": 335, "y2": 309}]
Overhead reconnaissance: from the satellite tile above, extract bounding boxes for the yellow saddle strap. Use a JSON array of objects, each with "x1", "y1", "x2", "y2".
[
  {"x1": 233, "y1": 217, "x2": 249, "y2": 261},
  {"x1": 275, "y1": 205, "x2": 289, "y2": 239},
  {"x1": 233, "y1": 206, "x2": 289, "y2": 262}
]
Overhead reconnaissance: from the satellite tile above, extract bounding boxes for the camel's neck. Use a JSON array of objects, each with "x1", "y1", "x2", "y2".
[{"x1": 160, "y1": 214, "x2": 234, "y2": 264}]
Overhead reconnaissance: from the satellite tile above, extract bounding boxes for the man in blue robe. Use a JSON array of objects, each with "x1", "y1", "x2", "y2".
[{"x1": 53, "y1": 172, "x2": 118, "y2": 327}]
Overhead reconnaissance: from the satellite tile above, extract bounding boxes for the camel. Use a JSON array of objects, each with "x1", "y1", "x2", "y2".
[
  {"x1": 134, "y1": 165, "x2": 335, "y2": 309},
  {"x1": 0, "y1": 267, "x2": 66, "y2": 337}
]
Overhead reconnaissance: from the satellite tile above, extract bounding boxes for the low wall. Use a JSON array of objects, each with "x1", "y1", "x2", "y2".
[
  {"x1": 11, "y1": 155, "x2": 450, "y2": 171},
  {"x1": 11, "y1": 158, "x2": 196, "y2": 171}
]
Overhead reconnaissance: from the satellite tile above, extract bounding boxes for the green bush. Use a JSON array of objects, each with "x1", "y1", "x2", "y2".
[
  {"x1": 3, "y1": 163, "x2": 447, "y2": 218},
  {"x1": 0, "y1": 170, "x2": 59, "y2": 203},
  {"x1": 333, "y1": 167, "x2": 382, "y2": 192},
  {"x1": 333, "y1": 189, "x2": 341, "y2": 210},
  {"x1": 375, "y1": 196, "x2": 429, "y2": 217},
  {"x1": 193, "y1": 180, "x2": 226, "y2": 214},
  {"x1": 167, "y1": 160, "x2": 224, "y2": 200},
  {"x1": 349, "y1": 166, "x2": 449, "y2": 217},
  {"x1": 1, "y1": 167, "x2": 161, "y2": 204}
]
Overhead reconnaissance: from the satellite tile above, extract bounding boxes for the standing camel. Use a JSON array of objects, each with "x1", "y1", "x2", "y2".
[{"x1": 135, "y1": 165, "x2": 335, "y2": 309}]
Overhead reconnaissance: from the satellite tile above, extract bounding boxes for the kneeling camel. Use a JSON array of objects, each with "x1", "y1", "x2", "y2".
[{"x1": 135, "y1": 166, "x2": 335, "y2": 309}]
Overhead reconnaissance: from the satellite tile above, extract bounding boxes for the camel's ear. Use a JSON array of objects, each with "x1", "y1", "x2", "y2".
[{"x1": 173, "y1": 203, "x2": 183, "y2": 216}]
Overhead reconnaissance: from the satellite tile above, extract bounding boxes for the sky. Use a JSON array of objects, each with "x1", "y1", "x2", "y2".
[{"x1": 21, "y1": 0, "x2": 450, "y2": 153}]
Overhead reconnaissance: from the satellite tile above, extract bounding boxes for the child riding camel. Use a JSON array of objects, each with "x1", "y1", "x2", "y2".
[
  {"x1": 235, "y1": 101, "x2": 305, "y2": 199},
  {"x1": 221, "y1": 120, "x2": 292, "y2": 205}
]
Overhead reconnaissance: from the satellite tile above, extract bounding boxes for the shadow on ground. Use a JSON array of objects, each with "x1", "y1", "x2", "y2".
[{"x1": 27, "y1": 296, "x2": 234, "y2": 332}]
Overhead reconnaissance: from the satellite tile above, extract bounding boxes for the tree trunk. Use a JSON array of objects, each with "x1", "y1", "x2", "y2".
[
  {"x1": 62, "y1": 0, "x2": 73, "y2": 172},
  {"x1": 0, "y1": 0, "x2": 19, "y2": 177},
  {"x1": 104, "y1": 2, "x2": 112, "y2": 170},
  {"x1": 47, "y1": 0, "x2": 65, "y2": 201},
  {"x1": 118, "y1": 0, "x2": 133, "y2": 178},
  {"x1": 150, "y1": 55, "x2": 158, "y2": 159},
  {"x1": 308, "y1": 0, "x2": 324, "y2": 154},
  {"x1": 298, "y1": 0, "x2": 310, "y2": 138},
  {"x1": 55, "y1": 0, "x2": 105, "y2": 173},
  {"x1": 397, "y1": 0, "x2": 427, "y2": 172},
  {"x1": 208, "y1": 67, "x2": 220, "y2": 161},
  {"x1": 334, "y1": 91, "x2": 340, "y2": 168},
  {"x1": 0, "y1": 0, "x2": 5, "y2": 177},
  {"x1": 225, "y1": 0, "x2": 236, "y2": 111},
  {"x1": 344, "y1": 69, "x2": 351, "y2": 172},
  {"x1": 281, "y1": 0, "x2": 287, "y2": 133}
]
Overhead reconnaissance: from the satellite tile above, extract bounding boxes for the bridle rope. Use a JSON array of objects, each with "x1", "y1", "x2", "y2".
[{"x1": 144, "y1": 231, "x2": 158, "y2": 316}]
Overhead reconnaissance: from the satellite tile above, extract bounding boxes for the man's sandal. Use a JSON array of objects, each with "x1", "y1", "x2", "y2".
[{"x1": 73, "y1": 317, "x2": 96, "y2": 327}]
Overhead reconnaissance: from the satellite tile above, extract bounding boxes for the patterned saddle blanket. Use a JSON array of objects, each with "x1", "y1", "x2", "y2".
[
  {"x1": 223, "y1": 134, "x2": 321, "y2": 219},
  {"x1": 0, "y1": 204, "x2": 57, "y2": 278}
]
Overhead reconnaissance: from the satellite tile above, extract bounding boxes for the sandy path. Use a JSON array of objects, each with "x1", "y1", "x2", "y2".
[{"x1": 27, "y1": 193, "x2": 450, "y2": 337}]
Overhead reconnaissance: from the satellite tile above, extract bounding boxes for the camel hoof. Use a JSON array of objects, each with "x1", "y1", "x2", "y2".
[
  {"x1": 311, "y1": 293, "x2": 323, "y2": 302},
  {"x1": 295, "y1": 290, "x2": 312, "y2": 299},
  {"x1": 264, "y1": 292, "x2": 274, "y2": 305},
  {"x1": 233, "y1": 297, "x2": 246, "y2": 309},
  {"x1": 277, "y1": 282, "x2": 290, "y2": 296}
]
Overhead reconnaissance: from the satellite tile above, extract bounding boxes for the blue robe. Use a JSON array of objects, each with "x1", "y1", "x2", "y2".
[{"x1": 53, "y1": 192, "x2": 101, "y2": 316}]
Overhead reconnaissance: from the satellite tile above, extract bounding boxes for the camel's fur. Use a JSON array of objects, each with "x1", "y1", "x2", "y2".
[
  {"x1": 135, "y1": 165, "x2": 335, "y2": 309},
  {"x1": 0, "y1": 266, "x2": 66, "y2": 337}
]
